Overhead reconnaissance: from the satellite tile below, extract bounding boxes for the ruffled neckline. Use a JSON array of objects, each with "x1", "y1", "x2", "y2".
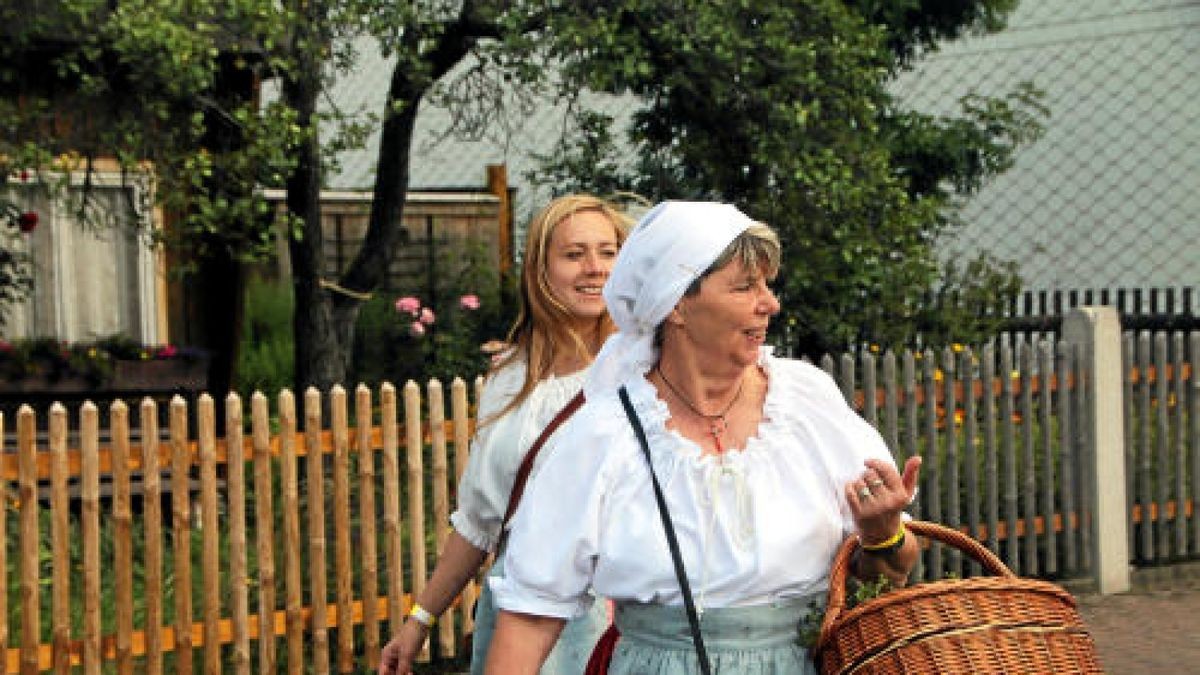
[{"x1": 624, "y1": 349, "x2": 786, "y2": 472}]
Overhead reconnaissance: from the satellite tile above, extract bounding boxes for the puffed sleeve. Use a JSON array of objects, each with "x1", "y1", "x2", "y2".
[
  {"x1": 449, "y1": 362, "x2": 526, "y2": 552},
  {"x1": 777, "y1": 358, "x2": 902, "y2": 536},
  {"x1": 489, "y1": 399, "x2": 617, "y2": 619}
]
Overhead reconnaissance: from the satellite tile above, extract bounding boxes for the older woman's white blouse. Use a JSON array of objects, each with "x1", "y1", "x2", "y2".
[
  {"x1": 492, "y1": 350, "x2": 899, "y2": 620},
  {"x1": 449, "y1": 359, "x2": 588, "y2": 553}
]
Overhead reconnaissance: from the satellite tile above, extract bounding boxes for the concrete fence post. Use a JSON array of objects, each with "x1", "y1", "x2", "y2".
[{"x1": 1063, "y1": 307, "x2": 1130, "y2": 594}]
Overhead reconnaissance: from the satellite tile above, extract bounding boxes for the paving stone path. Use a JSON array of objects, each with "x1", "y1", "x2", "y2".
[{"x1": 1077, "y1": 585, "x2": 1200, "y2": 674}]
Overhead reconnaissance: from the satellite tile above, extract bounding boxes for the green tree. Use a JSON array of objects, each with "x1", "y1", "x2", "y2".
[
  {"x1": 0, "y1": 0, "x2": 302, "y2": 396},
  {"x1": 534, "y1": 0, "x2": 1044, "y2": 357}
]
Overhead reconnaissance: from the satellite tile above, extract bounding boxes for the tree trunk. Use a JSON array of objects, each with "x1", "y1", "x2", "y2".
[
  {"x1": 286, "y1": 16, "x2": 479, "y2": 391},
  {"x1": 284, "y1": 58, "x2": 349, "y2": 391}
]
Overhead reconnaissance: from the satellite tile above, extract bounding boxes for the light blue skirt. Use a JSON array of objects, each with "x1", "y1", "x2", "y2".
[
  {"x1": 609, "y1": 596, "x2": 821, "y2": 675},
  {"x1": 470, "y1": 554, "x2": 609, "y2": 674}
]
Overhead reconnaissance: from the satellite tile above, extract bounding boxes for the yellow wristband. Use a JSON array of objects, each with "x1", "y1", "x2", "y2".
[
  {"x1": 407, "y1": 603, "x2": 436, "y2": 627},
  {"x1": 860, "y1": 522, "x2": 906, "y2": 552}
]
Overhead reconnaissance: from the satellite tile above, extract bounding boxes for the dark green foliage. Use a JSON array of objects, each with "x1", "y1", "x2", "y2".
[
  {"x1": 236, "y1": 276, "x2": 295, "y2": 397},
  {"x1": 534, "y1": 0, "x2": 1044, "y2": 358}
]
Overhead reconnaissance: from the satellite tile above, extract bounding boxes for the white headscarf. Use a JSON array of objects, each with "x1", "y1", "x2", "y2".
[{"x1": 585, "y1": 201, "x2": 754, "y2": 398}]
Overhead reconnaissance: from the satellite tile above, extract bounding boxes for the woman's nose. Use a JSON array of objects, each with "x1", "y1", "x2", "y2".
[
  {"x1": 582, "y1": 252, "x2": 605, "y2": 275},
  {"x1": 760, "y1": 286, "x2": 781, "y2": 315}
]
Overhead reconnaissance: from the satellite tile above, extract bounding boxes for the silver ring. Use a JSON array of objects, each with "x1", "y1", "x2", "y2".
[
  {"x1": 867, "y1": 479, "x2": 884, "y2": 488},
  {"x1": 857, "y1": 486, "x2": 873, "y2": 499}
]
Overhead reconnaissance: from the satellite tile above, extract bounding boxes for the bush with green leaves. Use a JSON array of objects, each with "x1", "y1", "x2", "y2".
[
  {"x1": 236, "y1": 276, "x2": 295, "y2": 397},
  {"x1": 352, "y1": 244, "x2": 513, "y2": 387}
]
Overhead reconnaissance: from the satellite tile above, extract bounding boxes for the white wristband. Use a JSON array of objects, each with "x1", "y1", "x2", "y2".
[{"x1": 407, "y1": 603, "x2": 436, "y2": 628}]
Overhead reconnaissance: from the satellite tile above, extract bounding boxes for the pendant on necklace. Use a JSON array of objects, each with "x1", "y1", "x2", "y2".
[{"x1": 709, "y1": 416, "x2": 728, "y2": 454}]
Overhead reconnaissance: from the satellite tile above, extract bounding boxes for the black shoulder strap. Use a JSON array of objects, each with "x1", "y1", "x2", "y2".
[{"x1": 618, "y1": 386, "x2": 712, "y2": 675}]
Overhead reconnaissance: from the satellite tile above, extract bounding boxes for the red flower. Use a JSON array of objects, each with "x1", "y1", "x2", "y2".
[
  {"x1": 156, "y1": 344, "x2": 178, "y2": 359},
  {"x1": 17, "y1": 211, "x2": 38, "y2": 233}
]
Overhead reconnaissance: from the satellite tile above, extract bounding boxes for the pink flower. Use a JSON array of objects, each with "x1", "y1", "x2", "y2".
[
  {"x1": 408, "y1": 321, "x2": 426, "y2": 337},
  {"x1": 459, "y1": 294, "x2": 481, "y2": 311},
  {"x1": 419, "y1": 307, "x2": 436, "y2": 325},
  {"x1": 395, "y1": 296, "x2": 421, "y2": 316},
  {"x1": 156, "y1": 344, "x2": 178, "y2": 359}
]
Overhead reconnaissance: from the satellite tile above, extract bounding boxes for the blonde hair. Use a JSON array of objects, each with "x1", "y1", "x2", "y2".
[
  {"x1": 685, "y1": 222, "x2": 782, "y2": 296},
  {"x1": 490, "y1": 194, "x2": 632, "y2": 420}
]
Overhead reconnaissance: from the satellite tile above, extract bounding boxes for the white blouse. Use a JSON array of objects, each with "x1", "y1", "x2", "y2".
[
  {"x1": 450, "y1": 358, "x2": 588, "y2": 553},
  {"x1": 492, "y1": 349, "x2": 899, "y2": 620}
]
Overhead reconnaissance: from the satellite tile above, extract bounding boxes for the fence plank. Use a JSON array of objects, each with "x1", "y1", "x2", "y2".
[
  {"x1": 332, "y1": 386, "x2": 355, "y2": 674},
  {"x1": 50, "y1": 404, "x2": 70, "y2": 675},
  {"x1": 226, "y1": 394, "x2": 251, "y2": 675},
  {"x1": 1039, "y1": 342, "x2": 1057, "y2": 576},
  {"x1": 171, "y1": 397, "x2": 194, "y2": 675},
  {"x1": 1172, "y1": 333, "x2": 1187, "y2": 555},
  {"x1": 1192, "y1": 332, "x2": 1200, "y2": 555},
  {"x1": 1122, "y1": 333, "x2": 1135, "y2": 559},
  {"x1": 921, "y1": 350, "x2": 942, "y2": 577},
  {"x1": 882, "y1": 352, "x2": 899, "y2": 454},
  {"x1": 356, "y1": 385, "x2": 381, "y2": 669},
  {"x1": 862, "y1": 351, "x2": 878, "y2": 428},
  {"x1": 251, "y1": 392, "x2": 277, "y2": 675},
  {"x1": 199, "y1": 395, "x2": 222, "y2": 675},
  {"x1": 1000, "y1": 343, "x2": 1019, "y2": 572},
  {"x1": 960, "y1": 348, "x2": 981, "y2": 577},
  {"x1": 404, "y1": 381, "x2": 429, "y2": 662},
  {"x1": 141, "y1": 399, "x2": 163, "y2": 675},
  {"x1": 982, "y1": 345, "x2": 999, "y2": 556},
  {"x1": 305, "y1": 388, "x2": 331, "y2": 675},
  {"x1": 1155, "y1": 333, "x2": 1171, "y2": 560},
  {"x1": 1137, "y1": 332, "x2": 1153, "y2": 560},
  {"x1": 451, "y1": 378, "x2": 477, "y2": 635},
  {"x1": 18, "y1": 407, "x2": 38, "y2": 675},
  {"x1": 279, "y1": 390, "x2": 303, "y2": 675},
  {"x1": 1058, "y1": 343, "x2": 1078, "y2": 573},
  {"x1": 839, "y1": 353, "x2": 855, "y2": 408},
  {"x1": 429, "y1": 380, "x2": 456, "y2": 657},
  {"x1": 1020, "y1": 342, "x2": 1038, "y2": 575},
  {"x1": 942, "y1": 347, "x2": 961, "y2": 577},
  {"x1": 81, "y1": 403, "x2": 101, "y2": 675},
  {"x1": 110, "y1": 401, "x2": 134, "y2": 675},
  {"x1": 381, "y1": 383, "x2": 405, "y2": 640},
  {"x1": 900, "y1": 351, "x2": 923, "y2": 581}
]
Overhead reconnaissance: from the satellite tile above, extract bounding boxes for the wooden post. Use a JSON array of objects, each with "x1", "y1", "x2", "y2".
[
  {"x1": 486, "y1": 164, "x2": 512, "y2": 274},
  {"x1": 1063, "y1": 307, "x2": 1130, "y2": 594}
]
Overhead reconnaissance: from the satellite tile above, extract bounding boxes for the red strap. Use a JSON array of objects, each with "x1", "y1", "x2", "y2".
[
  {"x1": 584, "y1": 624, "x2": 621, "y2": 675},
  {"x1": 495, "y1": 390, "x2": 586, "y2": 554}
]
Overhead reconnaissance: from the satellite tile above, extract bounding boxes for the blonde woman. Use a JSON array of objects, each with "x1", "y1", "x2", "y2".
[{"x1": 379, "y1": 194, "x2": 632, "y2": 675}]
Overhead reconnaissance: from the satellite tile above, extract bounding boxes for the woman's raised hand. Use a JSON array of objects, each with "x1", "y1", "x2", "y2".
[{"x1": 845, "y1": 456, "x2": 922, "y2": 545}]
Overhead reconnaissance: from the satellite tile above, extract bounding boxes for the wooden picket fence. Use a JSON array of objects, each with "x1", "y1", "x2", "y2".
[
  {"x1": 0, "y1": 328, "x2": 1196, "y2": 673},
  {"x1": 0, "y1": 379, "x2": 483, "y2": 674}
]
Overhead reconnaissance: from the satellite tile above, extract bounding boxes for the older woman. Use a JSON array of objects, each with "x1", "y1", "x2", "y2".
[{"x1": 484, "y1": 201, "x2": 921, "y2": 674}]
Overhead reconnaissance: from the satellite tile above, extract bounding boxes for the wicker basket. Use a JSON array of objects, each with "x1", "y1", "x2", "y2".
[{"x1": 814, "y1": 520, "x2": 1104, "y2": 674}]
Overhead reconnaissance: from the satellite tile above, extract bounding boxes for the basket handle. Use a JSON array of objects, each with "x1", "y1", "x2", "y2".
[{"x1": 818, "y1": 520, "x2": 1015, "y2": 645}]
